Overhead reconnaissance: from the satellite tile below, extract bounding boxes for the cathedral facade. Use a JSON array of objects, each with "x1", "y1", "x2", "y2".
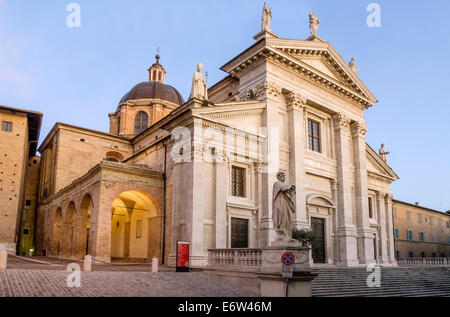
[{"x1": 16, "y1": 9, "x2": 399, "y2": 267}]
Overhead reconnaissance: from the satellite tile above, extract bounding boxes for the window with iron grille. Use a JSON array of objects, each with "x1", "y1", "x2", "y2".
[
  {"x1": 231, "y1": 166, "x2": 246, "y2": 198},
  {"x1": 2, "y1": 121, "x2": 12, "y2": 132},
  {"x1": 307, "y1": 119, "x2": 321, "y2": 153}
]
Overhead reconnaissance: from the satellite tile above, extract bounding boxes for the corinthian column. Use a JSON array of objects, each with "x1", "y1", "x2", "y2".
[
  {"x1": 286, "y1": 91, "x2": 309, "y2": 230},
  {"x1": 332, "y1": 113, "x2": 359, "y2": 267},
  {"x1": 351, "y1": 121, "x2": 374, "y2": 264}
]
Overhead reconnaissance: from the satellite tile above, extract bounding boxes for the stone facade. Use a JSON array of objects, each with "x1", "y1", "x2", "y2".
[{"x1": 392, "y1": 200, "x2": 450, "y2": 258}]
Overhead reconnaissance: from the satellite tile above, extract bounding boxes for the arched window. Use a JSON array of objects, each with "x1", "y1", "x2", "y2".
[{"x1": 134, "y1": 112, "x2": 148, "y2": 135}]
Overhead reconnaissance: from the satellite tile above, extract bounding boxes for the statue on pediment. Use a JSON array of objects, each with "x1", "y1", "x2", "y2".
[
  {"x1": 349, "y1": 58, "x2": 358, "y2": 74},
  {"x1": 379, "y1": 144, "x2": 390, "y2": 163},
  {"x1": 272, "y1": 171, "x2": 296, "y2": 241},
  {"x1": 190, "y1": 62, "x2": 208, "y2": 100},
  {"x1": 309, "y1": 11, "x2": 320, "y2": 36},
  {"x1": 262, "y1": 2, "x2": 273, "y2": 31}
]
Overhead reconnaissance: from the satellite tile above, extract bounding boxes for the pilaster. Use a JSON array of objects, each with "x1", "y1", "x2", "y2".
[
  {"x1": 286, "y1": 91, "x2": 309, "y2": 230},
  {"x1": 332, "y1": 113, "x2": 358, "y2": 267}
]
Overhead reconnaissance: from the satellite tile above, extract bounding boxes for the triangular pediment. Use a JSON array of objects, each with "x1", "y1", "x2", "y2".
[
  {"x1": 366, "y1": 143, "x2": 398, "y2": 181},
  {"x1": 265, "y1": 38, "x2": 377, "y2": 105},
  {"x1": 295, "y1": 55, "x2": 341, "y2": 81}
]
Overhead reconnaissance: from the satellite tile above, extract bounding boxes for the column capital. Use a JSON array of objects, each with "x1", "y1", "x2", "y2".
[
  {"x1": 332, "y1": 113, "x2": 350, "y2": 130},
  {"x1": 350, "y1": 121, "x2": 368, "y2": 138},
  {"x1": 285, "y1": 91, "x2": 307, "y2": 111},
  {"x1": 265, "y1": 80, "x2": 282, "y2": 98}
]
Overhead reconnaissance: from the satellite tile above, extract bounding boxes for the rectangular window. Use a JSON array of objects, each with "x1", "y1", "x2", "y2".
[
  {"x1": 431, "y1": 233, "x2": 435, "y2": 243},
  {"x1": 393, "y1": 209, "x2": 397, "y2": 218},
  {"x1": 407, "y1": 230, "x2": 413, "y2": 241},
  {"x1": 406, "y1": 211, "x2": 410, "y2": 221},
  {"x1": 25, "y1": 200, "x2": 31, "y2": 206},
  {"x1": 2, "y1": 121, "x2": 12, "y2": 132},
  {"x1": 430, "y1": 217, "x2": 433, "y2": 225},
  {"x1": 231, "y1": 218, "x2": 249, "y2": 248},
  {"x1": 231, "y1": 166, "x2": 246, "y2": 198},
  {"x1": 394, "y1": 228, "x2": 400, "y2": 239},
  {"x1": 307, "y1": 119, "x2": 321, "y2": 153},
  {"x1": 419, "y1": 232, "x2": 424, "y2": 241},
  {"x1": 418, "y1": 214, "x2": 422, "y2": 223},
  {"x1": 368, "y1": 197, "x2": 374, "y2": 219}
]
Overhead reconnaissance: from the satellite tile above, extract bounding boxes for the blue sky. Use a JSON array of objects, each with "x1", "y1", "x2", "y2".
[{"x1": 0, "y1": 0, "x2": 449, "y2": 211}]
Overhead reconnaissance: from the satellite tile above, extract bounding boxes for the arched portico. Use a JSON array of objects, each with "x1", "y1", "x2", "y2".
[{"x1": 110, "y1": 190, "x2": 161, "y2": 261}]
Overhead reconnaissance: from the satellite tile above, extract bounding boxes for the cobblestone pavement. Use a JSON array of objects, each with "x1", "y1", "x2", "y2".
[
  {"x1": 0, "y1": 269, "x2": 258, "y2": 297},
  {"x1": 1, "y1": 256, "x2": 258, "y2": 297}
]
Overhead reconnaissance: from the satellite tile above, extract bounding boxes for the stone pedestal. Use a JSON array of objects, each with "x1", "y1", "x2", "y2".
[
  {"x1": 0, "y1": 251, "x2": 7, "y2": 270},
  {"x1": 256, "y1": 242, "x2": 316, "y2": 297},
  {"x1": 257, "y1": 271, "x2": 317, "y2": 297}
]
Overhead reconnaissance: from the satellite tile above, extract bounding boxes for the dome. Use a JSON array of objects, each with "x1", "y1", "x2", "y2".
[{"x1": 119, "y1": 81, "x2": 185, "y2": 105}]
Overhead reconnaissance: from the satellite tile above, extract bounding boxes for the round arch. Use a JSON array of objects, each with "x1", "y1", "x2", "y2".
[
  {"x1": 73, "y1": 193, "x2": 93, "y2": 258},
  {"x1": 110, "y1": 190, "x2": 161, "y2": 260}
]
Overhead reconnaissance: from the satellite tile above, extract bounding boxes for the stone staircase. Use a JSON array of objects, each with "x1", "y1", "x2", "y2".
[{"x1": 311, "y1": 267, "x2": 450, "y2": 297}]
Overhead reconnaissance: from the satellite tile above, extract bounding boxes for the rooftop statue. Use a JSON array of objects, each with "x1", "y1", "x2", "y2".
[
  {"x1": 190, "y1": 62, "x2": 208, "y2": 100},
  {"x1": 349, "y1": 58, "x2": 358, "y2": 74},
  {"x1": 309, "y1": 11, "x2": 320, "y2": 36},
  {"x1": 261, "y1": 2, "x2": 273, "y2": 31},
  {"x1": 379, "y1": 144, "x2": 390, "y2": 163}
]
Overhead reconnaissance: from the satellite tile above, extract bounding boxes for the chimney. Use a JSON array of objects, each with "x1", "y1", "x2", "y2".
[{"x1": 415, "y1": 202, "x2": 419, "y2": 206}]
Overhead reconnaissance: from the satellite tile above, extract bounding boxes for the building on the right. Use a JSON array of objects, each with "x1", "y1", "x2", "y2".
[{"x1": 392, "y1": 200, "x2": 450, "y2": 259}]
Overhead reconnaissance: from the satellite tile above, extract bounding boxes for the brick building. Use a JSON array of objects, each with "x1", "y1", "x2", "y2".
[
  {"x1": 392, "y1": 200, "x2": 450, "y2": 259},
  {"x1": 0, "y1": 105, "x2": 42, "y2": 254}
]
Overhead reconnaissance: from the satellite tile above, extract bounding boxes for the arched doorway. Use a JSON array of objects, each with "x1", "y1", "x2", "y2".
[
  {"x1": 74, "y1": 194, "x2": 92, "y2": 258},
  {"x1": 52, "y1": 208, "x2": 63, "y2": 257},
  {"x1": 61, "y1": 202, "x2": 76, "y2": 259},
  {"x1": 110, "y1": 190, "x2": 160, "y2": 261}
]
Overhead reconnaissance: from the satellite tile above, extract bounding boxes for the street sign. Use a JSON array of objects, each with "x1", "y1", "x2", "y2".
[
  {"x1": 176, "y1": 241, "x2": 190, "y2": 272},
  {"x1": 281, "y1": 252, "x2": 295, "y2": 266}
]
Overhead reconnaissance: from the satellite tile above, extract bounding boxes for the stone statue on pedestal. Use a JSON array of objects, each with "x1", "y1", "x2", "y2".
[
  {"x1": 272, "y1": 171, "x2": 296, "y2": 242},
  {"x1": 190, "y1": 63, "x2": 208, "y2": 100},
  {"x1": 379, "y1": 144, "x2": 390, "y2": 162},
  {"x1": 261, "y1": 2, "x2": 273, "y2": 31},
  {"x1": 309, "y1": 11, "x2": 320, "y2": 36}
]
